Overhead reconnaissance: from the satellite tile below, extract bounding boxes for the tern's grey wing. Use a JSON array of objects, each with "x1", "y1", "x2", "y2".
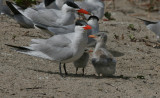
[
  {"x1": 25, "y1": 35, "x2": 73, "y2": 61},
  {"x1": 147, "y1": 22, "x2": 160, "y2": 37},
  {"x1": 92, "y1": 48, "x2": 115, "y2": 67},
  {"x1": 14, "y1": 15, "x2": 34, "y2": 28},
  {"x1": 23, "y1": 9, "x2": 59, "y2": 26},
  {"x1": 48, "y1": 24, "x2": 75, "y2": 35},
  {"x1": 12, "y1": 3, "x2": 60, "y2": 26}
]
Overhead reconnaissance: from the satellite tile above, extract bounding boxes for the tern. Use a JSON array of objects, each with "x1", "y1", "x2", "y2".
[
  {"x1": 6, "y1": 20, "x2": 92, "y2": 76},
  {"x1": 89, "y1": 32, "x2": 116, "y2": 76},
  {"x1": 73, "y1": 49, "x2": 90, "y2": 75},
  {"x1": 137, "y1": 18, "x2": 160, "y2": 41},
  {"x1": 10, "y1": 1, "x2": 90, "y2": 27}
]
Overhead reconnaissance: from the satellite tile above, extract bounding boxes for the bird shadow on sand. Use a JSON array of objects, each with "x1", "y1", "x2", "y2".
[
  {"x1": 27, "y1": 68, "x2": 130, "y2": 80},
  {"x1": 109, "y1": 49, "x2": 124, "y2": 57}
]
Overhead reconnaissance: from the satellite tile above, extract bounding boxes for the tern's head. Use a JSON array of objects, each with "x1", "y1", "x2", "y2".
[
  {"x1": 62, "y1": 1, "x2": 90, "y2": 15},
  {"x1": 44, "y1": 0, "x2": 55, "y2": 7},
  {"x1": 88, "y1": 32, "x2": 107, "y2": 43},
  {"x1": 88, "y1": 16, "x2": 99, "y2": 25},
  {"x1": 75, "y1": 20, "x2": 92, "y2": 32},
  {"x1": 88, "y1": 16, "x2": 99, "y2": 22}
]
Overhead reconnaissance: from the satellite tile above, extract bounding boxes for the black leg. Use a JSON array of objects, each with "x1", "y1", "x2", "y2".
[
  {"x1": 82, "y1": 68, "x2": 85, "y2": 76},
  {"x1": 63, "y1": 63, "x2": 68, "y2": 75},
  {"x1": 59, "y1": 62, "x2": 62, "y2": 76},
  {"x1": 76, "y1": 67, "x2": 78, "y2": 75}
]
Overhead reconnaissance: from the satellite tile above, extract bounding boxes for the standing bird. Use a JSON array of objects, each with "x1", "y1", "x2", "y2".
[
  {"x1": 73, "y1": 49, "x2": 90, "y2": 75},
  {"x1": 6, "y1": 20, "x2": 92, "y2": 76},
  {"x1": 10, "y1": 1, "x2": 90, "y2": 27},
  {"x1": 75, "y1": 0, "x2": 106, "y2": 19},
  {"x1": 89, "y1": 32, "x2": 116, "y2": 76},
  {"x1": 137, "y1": 18, "x2": 160, "y2": 41}
]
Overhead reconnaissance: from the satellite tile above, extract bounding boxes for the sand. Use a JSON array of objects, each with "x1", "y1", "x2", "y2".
[{"x1": 0, "y1": 0, "x2": 160, "y2": 97}]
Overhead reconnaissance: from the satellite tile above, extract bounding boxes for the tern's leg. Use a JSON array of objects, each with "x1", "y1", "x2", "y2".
[
  {"x1": 76, "y1": 67, "x2": 78, "y2": 75},
  {"x1": 59, "y1": 62, "x2": 62, "y2": 76},
  {"x1": 82, "y1": 68, "x2": 85, "y2": 76},
  {"x1": 63, "y1": 63, "x2": 68, "y2": 75}
]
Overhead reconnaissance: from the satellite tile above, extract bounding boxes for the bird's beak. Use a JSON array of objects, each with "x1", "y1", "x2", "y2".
[
  {"x1": 88, "y1": 35, "x2": 96, "y2": 38},
  {"x1": 89, "y1": 50, "x2": 93, "y2": 52},
  {"x1": 77, "y1": 9, "x2": 90, "y2": 15},
  {"x1": 83, "y1": 25, "x2": 92, "y2": 30}
]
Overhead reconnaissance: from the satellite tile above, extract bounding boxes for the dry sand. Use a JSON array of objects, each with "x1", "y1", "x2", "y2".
[{"x1": 0, "y1": 0, "x2": 160, "y2": 98}]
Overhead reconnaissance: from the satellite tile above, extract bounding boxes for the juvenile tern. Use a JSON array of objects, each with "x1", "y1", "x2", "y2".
[
  {"x1": 89, "y1": 32, "x2": 116, "y2": 76},
  {"x1": 73, "y1": 49, "x2": 90, "y2": 75}
]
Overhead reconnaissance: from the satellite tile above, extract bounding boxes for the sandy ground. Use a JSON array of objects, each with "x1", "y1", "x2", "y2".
[{"x1": 0, "y1": 0, "x2": 160, "y2": 98}]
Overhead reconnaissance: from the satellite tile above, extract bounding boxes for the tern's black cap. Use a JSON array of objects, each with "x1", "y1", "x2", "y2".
[
  {"x1": 88, "y1": 16, "x2": 99, "y2": 21},
  {"x1": 75, "y1": 20, "x2": 87, "y2": 26},
  {"x1": 44, "y1": 0, "x2": 55, "y2": 7},
  {"x1": 64, "y1": 1, "x2": 80, "y2": 9}
]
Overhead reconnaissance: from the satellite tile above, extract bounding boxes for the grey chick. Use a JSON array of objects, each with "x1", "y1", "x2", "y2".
[
  {"x1": 73, "y1": 49, "x2": 91, "y2": 75},
  {"x1": 89, "y1": 32, "x2": 116, "y2": 76}
]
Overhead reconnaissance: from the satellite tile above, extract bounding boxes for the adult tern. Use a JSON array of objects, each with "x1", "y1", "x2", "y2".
[
  {"x1": 137, "y1": 18, "x2": 160, "y2": 41},
  {"x1": 10, "y1": 1, "x2": 90, "y2": 27},
  {"x1": 6, "y1": 20, "x2": 92, "y2": 76}
]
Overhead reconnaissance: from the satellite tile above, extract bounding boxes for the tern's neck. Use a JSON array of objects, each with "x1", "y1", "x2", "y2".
[
  {"x1": 87, "y1": 20, "x2": 99, "y2": 32},
  {"x1": 94, "y1": 41, "x2": 106, "y2": 52},
  {"x1": 72, "y1": 31, "x2": 88, "y2": 49}
]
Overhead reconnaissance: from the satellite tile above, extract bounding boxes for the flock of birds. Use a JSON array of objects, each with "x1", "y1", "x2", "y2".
[
  {"x1": 0, "y1": 0, "x2": 160, "y2": 77},
  {"x1": 0, "y1": 0, "x2": 116, "y2": 77}
]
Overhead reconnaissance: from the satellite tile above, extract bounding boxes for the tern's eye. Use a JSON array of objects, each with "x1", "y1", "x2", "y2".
[{"x1": 97, "y1": 35, "x2": 101, "y2": 37}]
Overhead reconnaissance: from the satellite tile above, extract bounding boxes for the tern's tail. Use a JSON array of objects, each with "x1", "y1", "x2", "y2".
[
  {"x1": 5, "y1": 44, "x2": 31, "y2": 52},
  {"x1": 6, "y1": 1, "x2": 21, "y2": 15},
  {"x1": 136, "y1": 17, "x2": 158, "y2": 25}
]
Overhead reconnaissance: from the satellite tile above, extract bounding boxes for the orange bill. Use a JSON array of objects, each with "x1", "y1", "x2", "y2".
[
  {"x1": 77, "y1": 9, "x2": 90, "y2": 15},
  {"x1": 83, "y1": 25, "x2": 92, "y2": 30},
  {"x1": 88, "y1": 35, "x2": 96, "y2": 38},
  {"x1": 89, "y1": 50, "x2": 93, "y2": 52}
]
